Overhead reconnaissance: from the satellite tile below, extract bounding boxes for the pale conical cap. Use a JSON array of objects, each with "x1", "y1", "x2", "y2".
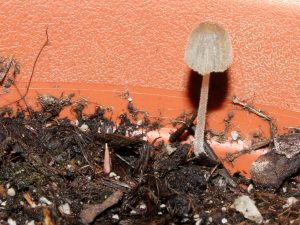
[{"x1": 184, "y1": 21, "x2": 233, "y2": 75}]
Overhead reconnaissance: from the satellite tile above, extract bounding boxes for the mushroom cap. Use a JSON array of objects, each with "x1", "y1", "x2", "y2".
[{"x1": 184, "y1": 21, "x2": 233, "y2": 75}]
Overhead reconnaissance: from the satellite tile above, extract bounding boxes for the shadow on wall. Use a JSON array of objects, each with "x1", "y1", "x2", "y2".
[{"x1": 187, "y1": 69, "x2": 229, "y2": 111}]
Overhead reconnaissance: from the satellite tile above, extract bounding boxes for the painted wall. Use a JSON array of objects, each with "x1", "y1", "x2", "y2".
[{"x1": 0, "y1": 0, "x2": 299, "y2": 114}]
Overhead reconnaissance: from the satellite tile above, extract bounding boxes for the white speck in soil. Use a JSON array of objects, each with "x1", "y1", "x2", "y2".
[
  {"x1": 7, "y1": 218, "x2": 16, "y2": 225},
  {"x1": 7, "y1": 188, "x2": 16, "y2": 197},
  {"x1": 247, "y1": 184, "x2": 254, "y2": 193},
  {"x1": 59, "y1": 203, "x2": 71, "y2": 215},
  {"x1": 130, "y1": 210, "x2": 137, "y2": 215},
  {"x1": 139, "y1": 203, "x2": 147, "y2": 210},
  {"x1": 160, "y1": 204, "x2": 166, "y2": 208},
  {"x1": 221, "y1": 218, "x2": 228, "y2": 224},
  {"x1": 112, "y1": 214, "x2": 120, "y2": 220}
]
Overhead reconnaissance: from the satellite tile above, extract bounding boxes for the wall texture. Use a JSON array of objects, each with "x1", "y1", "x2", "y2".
[{"x1": 0, "y1": 0, "x2": 299, "y2": 113}]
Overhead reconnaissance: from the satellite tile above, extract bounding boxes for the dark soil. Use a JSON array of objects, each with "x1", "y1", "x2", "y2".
[{"x1": 0, "y1": 95, "x2": 299, "y2": 225}]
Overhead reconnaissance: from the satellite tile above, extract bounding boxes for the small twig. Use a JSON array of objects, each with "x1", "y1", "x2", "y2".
[
  {"x1": 115, "y1": 153, "x2": 135, "y2": 169},
  {"x1": 225, "y1": 139, "x2": 271, "y2": 162},
  {"x1": 232, "y1": 96, "x2": 277, "y2": 138},
  {"x1": 2, "y1": 28, "x2": 49, "y2": 107},
  {"x1": 169, "y1": 112, "x2": 196, "y2": 142}
]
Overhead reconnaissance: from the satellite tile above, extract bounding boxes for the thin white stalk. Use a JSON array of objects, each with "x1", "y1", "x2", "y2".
[{"x1": 194, "y1": 73, "x2": 210, "y2": 156}]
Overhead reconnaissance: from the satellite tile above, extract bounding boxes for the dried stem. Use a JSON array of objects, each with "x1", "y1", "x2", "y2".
[
  {"x1": 194, "y1": 74, "x2": 210, "y2": 155},
  {"x1": 232, "y1": 96, "x2": 277, "y2": 138}
]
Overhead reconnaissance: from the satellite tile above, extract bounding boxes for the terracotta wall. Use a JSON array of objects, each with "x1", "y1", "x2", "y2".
[{"x1": 0, "y1": 1, "x2": 299, "y2": 121}]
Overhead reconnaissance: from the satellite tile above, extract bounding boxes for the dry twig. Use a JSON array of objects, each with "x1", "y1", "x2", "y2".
[{"x1": 232, "y1": 96, "x2": 277, "y2": 138}]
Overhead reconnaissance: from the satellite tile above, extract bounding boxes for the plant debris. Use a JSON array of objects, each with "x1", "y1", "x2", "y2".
[{"x1": 0, "y1": 95, "x2": 299, "y2": 225}]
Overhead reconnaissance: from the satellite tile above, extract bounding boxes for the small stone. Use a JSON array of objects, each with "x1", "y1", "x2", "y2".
[
  {"x1": 231, "y1": 131, "x2": 239, "y2": 141},
  {"x1": 7, "y1": 218, "x2": 17, "y2": 225},
  {"x1": 73, "y1": 120, "x2": 79, "y2": 126},
  {"x1": 247, "y1": 184, "x2": 254, "y2": 193},
  {"x1": 283, "y1": 197, "x2": 298, "y2": 208},
  {"x1": 39, "y1": 197, "x2": 52, "y2": 205},
  {"x1": 130, "y1": 210, "x2": 137, "y2": 215},
  {"x1": 7, "y1": 188, "x2": 16, "y2": 197},
  {"x1": 109, "y1": 172, "x2": 117, "y2": 178},
  {"x1": 79, "y1": 123, "x2": 89, "y2": 132},
  {"x1": 221, "y1": 218, "x2": 228, "y2": 223},
  {"x1": 221, "y1": 207, "x2": 227, "y2": 212},
  {"x1": 232, "y1": 195, "x2": 263, "y2": 224},
  {"x1": 181, "y1": 218, "x2": 189, "y2": 223},
  {"x1": 158, "y1": 211, "x2": 163, "y2": 215},
  {"x1": 112, "y1": 214, "x2": 119, "y2": 220},
  {"x1": 1, "y1": 200, "x2": 6, "y2": 206},
  {"x1": 139, "y1": 203, "x2": 147, "y2": 210},
  {"x1": 195, "y1": 219, "x2": 203, "y2": 225},
  {"x1": 59, "y1": 203, "x2": 71, "y2": 215},
  {"x1": 136, "y1": 120, "x2": 143, "y2": 126},
  {"x1": 208, "y1": 217, "x2": 213, "y2": 222},
  {"x1": 27, "y1": 220, "x2": 35, "y2": 225},
  {"x1": 160, "y1": 204, "x2": 166, "y2": 208},
  {"x1": 114, "y1": 176, "x2": 120, "y2": 180},
  {"x1": 193, "y1": 214, "x2": 200, "y2": 221},
  {"x1": 282, "y1": 187, "x2": 287, "y2": 193}
]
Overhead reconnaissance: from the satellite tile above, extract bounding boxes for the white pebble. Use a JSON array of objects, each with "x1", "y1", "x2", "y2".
[
  {"x1": 160, "y1": 204, "x2": 166, "y2": 208},
  {"x1": 208, "y1": 217, "x2": 213, "y2": 222},
  {"x1": 7, "y1": 188, "x2": 16, "y2": 197},
  {"x1": 7, "y1": 218, "x2": 17, "y2": 225},
  {"x1": 109, "y1": 172, "x2": 117, "y2": 178},
  {"x1": 1, "y1": 201, "x2": 6, "y2": 206},
  {"x1": 139, "y1": 203, "x2": 147, "y2": 210},
  {"x1": 195, "y1": 219, "x2": 203, "y2": 225},
  {"x1": 158, "y1": 211, "x2": 163, "y2": 215},
  {"x1": 59, "y1": 203, "x2": 71, "y2": 215},
  {"x1": 112, "y1": 214, "x2": 119, "y2": 220},
  {"x1": 232, "y1": 195, "x2": 263, "y2": 224},
  {"x1": 193, "y1": 213, "x2": 200, "y2": 221},
  {"x1": 73, "y1": 120, "x2": 79, "y2": 126},
  {"x1": 39, "y1": 197, "x2": 52, "y2": 205},
  {"x1": 221, "y1": 207, "x2": 227, "y2": 212},
  {"x1": 181, "y1": 218, "x2": 189, "y2": 223},
  {"x1": 136, "y1": 120, "x2": 143, "y2": 126},
  {"x1": 114, "y1": 176, "x2": 120, "y2": 180},
  {"x1": 283, "y1": 197, "x2": 298, "y2": 208},
  {"x1": 247, "y1": 184, "x2": 254, "y2": 193},
  {"x1": 231, "y1": 131, "x2": 239, "y2": 141},
  {"x1": 27, "y1": 220, "x2": 35, "y2": 225},
  {"x1": 221, "y1": 218, "x2": 228, "y2": 223},
  {"x1": 130, "y1": 210, "x2": 137, "y2": 215},
  {"x1": 6, "y1": 183, "x2": 10, "y2": 189},
  {"x1": 79, "y1": 123, "x2": 89, "y2": 132},
  {"x1": 282, "y1": 187, "x2": 287, "y2": 193}
]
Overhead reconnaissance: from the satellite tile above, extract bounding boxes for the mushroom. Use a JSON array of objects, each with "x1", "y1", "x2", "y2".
[{"x1": 184, "y1": 21, "x2": 233, "y2": 156}]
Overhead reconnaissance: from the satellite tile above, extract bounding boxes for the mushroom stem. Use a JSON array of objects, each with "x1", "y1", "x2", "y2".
[{"x1": 194, "y1": 73, "x2": 210, "y2": 156}]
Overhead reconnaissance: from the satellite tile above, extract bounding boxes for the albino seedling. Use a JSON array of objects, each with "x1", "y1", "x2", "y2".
[{"x1": 184, "y1": 21, "x2": 233, "y2": 156}]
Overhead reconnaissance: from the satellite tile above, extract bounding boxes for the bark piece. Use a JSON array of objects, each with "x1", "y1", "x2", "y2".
[{"x1": 80, "y1": 190, "x2": 123, "y2": 224}]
